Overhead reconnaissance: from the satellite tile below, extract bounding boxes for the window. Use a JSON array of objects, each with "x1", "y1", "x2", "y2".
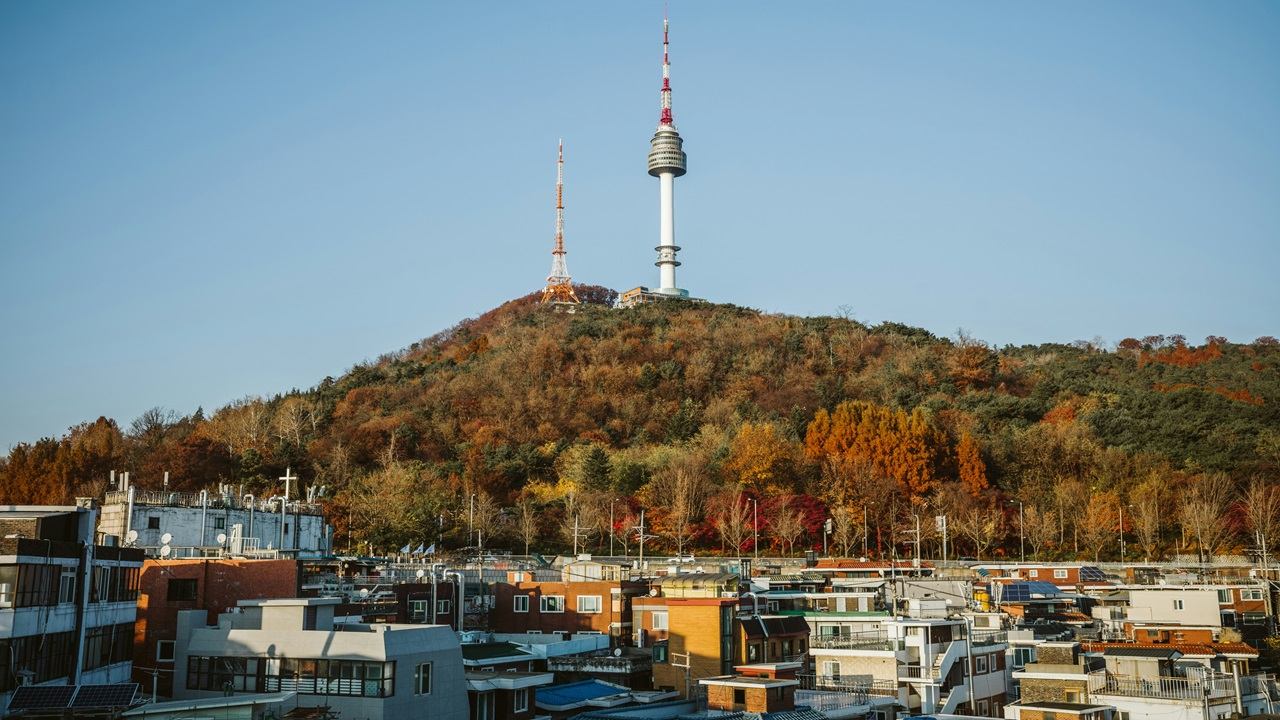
[
  {"x1": 147, "y1": 516, "x2": 161, "y2": 530},
  {"x1": 168, "y1": 578, "x2": 198, "y2": 601},
  {"x1": 58, "y1": 567, "x2": 77, "y2": 604},
  {"x1": 577, "y1": 595, "x2": 602, "y2": 613},
  {"x1": 977, "y1": 700, "x2": 989, "y2": 716},
  {"x1": 1243, "y1": 611, "x2": 1266, "y2": 624},
  {"x1": 1218, "y1": 590, "x2": 1233, "y2": 603},
  {"x1": 214, "y1": 517, "x2": 226, "y2": 530},
  {"x1": 436, "y1": 599, "x2": 451, "y2": 616},
  {"x1": 975, "y1": 656, "x2": 988, "y2": 674},
  {"x1": 1028, "y1": 569, "x2": 1038, "y2": 577},
  {"x1": 513, "y1": 688, "x2": 529, "y2": 713},
  {"x1": 83, "y1": 622, "x2": 135, "y2": 671},
  {"x1": 475, "y1": 691, "x2": 495, "y2": 720},
  {"x1": 1174, "y1": 599, "x2": 1185, "y2": 610},
  {"x1": 188, "y1": 656, "x2": 395, "y2": 697},
  {"x1": 514, "y1": 595, "x2": 530, "y2": 613},
  {"x1": 823, "y1": 660, "x2": 841, "y2": 681},
  {"x1": 414, "y1": 662, "x2": 432, "y2": 695},
  {"x1": 1054, "y1": 569, "x2": 1069, "y2": 579},
  {"x1": 652, "y1": 611, "x2": 668, "y2": 630},
  {"x1": 156, "y1": 640, "x2": 176, "y2": 663},
  {"x1": 540, "y1": 595, "x2": 565, "y2": 613},
  {"x1": 652, "y1": 641, "x2": 668, "y2": 663},
  {"x1": 410, "y1": 600, "x2": 429, "y2": 622},
  {"x1": 733, "y1": 688, "x2": 746, "y2": 706},
  {"x1": 1241, "y1": 589, "x2": 1263, "y2": 601},
  {"x1": 1014, "y1": 647, "x2": 1035, "y2": 667}
]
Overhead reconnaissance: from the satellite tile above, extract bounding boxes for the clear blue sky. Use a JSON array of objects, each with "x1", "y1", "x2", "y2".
[{"x1": 2, "y1": 1, "x2": 1278, "y2": 451}]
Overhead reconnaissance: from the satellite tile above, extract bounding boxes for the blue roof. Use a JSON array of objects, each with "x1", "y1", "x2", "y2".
[
  {"x1": 997, "y1": 581, "x2": 1064, "y2": 601},
  {"x1": 540, "y1": 680, "x2": 629, "y2": 706}
]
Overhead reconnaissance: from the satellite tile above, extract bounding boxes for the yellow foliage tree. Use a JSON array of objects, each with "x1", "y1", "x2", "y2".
[{"x1": 723, "y1": 422, "x2": 796, "y2": 495}]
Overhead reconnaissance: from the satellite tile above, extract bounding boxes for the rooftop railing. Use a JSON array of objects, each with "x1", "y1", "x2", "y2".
[
  {"x1": 1087, "y1": 671, "x2": 1236, "y2": 701},
  {"x1": 810, "y1": 632, "x2": 903, "y2": 651},
  {"x1": 797, "y1": 673, "x2": 898, "y2": 697},
  {"x1": 106, "y1": 490, "x2": 323, "y2": 516}
]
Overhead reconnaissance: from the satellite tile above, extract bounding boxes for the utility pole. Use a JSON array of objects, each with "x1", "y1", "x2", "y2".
[
  {"x1": 1007, "y1": 500, "x2": 1024, "y2": 563},
  {"x1": 634, "y1": 511, "x2": 649, "y2": 571},
  {"x1": 863, "y1": 505, "x2": 869, "y2": 558},
  {"x1": 1119, "y1": 504, "x2": 1126, "y2": 563},
  {"x1": 938, "y1": 514, "x2": 948, "y2": 562},
  {"x1": 469, "y1": 494, "x2": 476, "y2": 549},
  {"x1": 609, "y1": 501, "x2": 615, "y2": 557},
  {"x1": 752, "y1": 498, "x2": 759, "y2": 564}
]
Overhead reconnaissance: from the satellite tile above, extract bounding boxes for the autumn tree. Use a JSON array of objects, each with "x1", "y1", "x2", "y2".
[
  {"x1": 723, "y1": 422, "x2": 796, "y2": 495},
  {"x1": 806, "y1": 401, "x2": 949, "y2": 501},
  {"x1": 1241, "y1": 477, "x2": 1279, "y2": 562},
  {"x1": 1179, "y1": 474, "x2": 1236, "y2": 562},
  {"x1": 710, "y1": 485, "x2": 753, "y2": 558},
  {"x1": 829, "y1": 505, "x2": 865, "y2": 557},
  {"x1": 957, "y1": 432, "x2": 988, "y2": 497},
  {"x1": 1024, "y1": 505, "x2": 1057, "y2": 560},
  {"x1": 1132, "y1": 474, "x2": 1163, "y2": 561},
  {"x1": 515, "y1": 498, "x2": 540, "y2": 555},
  {"x1": 1080, "y1": 490, "x2": 1121, "y2": 562},
  {"x1": 954, "y1": 502, "x2": 1001, "y2": 560},
  {"x1": 768, "y1": 497, "x2": 806, "y2": 555}
]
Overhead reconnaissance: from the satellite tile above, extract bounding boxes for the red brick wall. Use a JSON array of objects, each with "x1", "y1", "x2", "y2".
[
  {"x1": 132, "y1": 558, "x2": 299, "y2": 696},
  {"x1": 491, "y1": 581, "x2": 626, "y2": 636}
]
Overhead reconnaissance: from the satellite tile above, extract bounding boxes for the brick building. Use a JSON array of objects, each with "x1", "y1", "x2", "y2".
[
  {"x1": 490, "y1": 571, "x2": 646, "y2": 641},
  {"x1": 132, "y1": 557, "x2": 300, "y2": 696}
]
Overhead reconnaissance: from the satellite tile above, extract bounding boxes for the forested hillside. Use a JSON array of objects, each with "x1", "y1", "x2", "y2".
[{"x1": 4, "y1": 287, "x2": 1278, "y2": 561}]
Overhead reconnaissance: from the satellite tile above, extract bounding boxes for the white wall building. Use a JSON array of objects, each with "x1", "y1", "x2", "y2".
[
  {"x1": 172, "y1": 597, "x2": 468, "y2": 720},
  {"x1": 1125, "y1": 589, "x2": 1220, "y2": 628},
  {"x1": 0, "y1": 502, "x2": 144, "y2": 713}
]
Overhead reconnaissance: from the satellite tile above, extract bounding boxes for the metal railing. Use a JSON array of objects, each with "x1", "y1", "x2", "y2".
[
  {"x1": 1088, "y1": 671, "x2": 1234, "y2": 701},
  {"x1": 970, "y1": 630, "x2": 1008, "y2": 646},
  {"x1": 797, "y1": 673, "x2": 898, "y2": 697},
  {"x1": 810, "y1": 632, "x2": 902, "y2": 651},
  {"x1": 106, "y1": 490, "x2": 323, "y2": 515}
]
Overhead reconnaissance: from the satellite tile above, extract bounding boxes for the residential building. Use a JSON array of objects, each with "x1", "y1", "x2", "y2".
[
  {"x1": 974, "y1": 565, "x2": 1113, "y2": 592},
  {"x1": 806, "y1": 602, "x2": 1010, "y2": 717},
  {"x1": 737, "y1": 615, "x2": 810, "y2": 665},
  {"x1": 172, "y1": 597, "x2": 468, "y2": 720},
  {"x1": 699, "y1": 662, "x2": 802, "y2": 715},
  {"x1": 631, "y1": 574, "x2": 739, "y2": 695},
  {"x1": 1125, "y1": 589, "x2": 1221, "y2": 629},
  {"x1": 0, "y1": 502, "x2": 144, "y2": 713},
  {"x1": 1011, "y1": 642, "x2": 1099, "y2": 704},
  {"x1": 132, "y1": 558, "x2": 301, "y2": 697},
  {"x1": 98, "y1": 484, "x2": 328, "y2": 557},
  {"x1": 491, "y1": 569, "x2": 646, "y2": 641}
]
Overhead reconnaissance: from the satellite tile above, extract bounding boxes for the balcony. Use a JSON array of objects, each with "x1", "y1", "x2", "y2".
[
  {"x1": 898, "y1": 664, "x2": 937, "y2": 681},
  {"x1": 798, "y1": 673, "x2": 898, "y2": 697},
  {"x1": 970, "y1": 630, "x2": 1008, "y2": 647},
  {"x1": 810, "y1": 632, "x2": 902, "y2": 651},
  {"x1": 1087, "y1": 671, "x2": 1235, "y2": 701}
]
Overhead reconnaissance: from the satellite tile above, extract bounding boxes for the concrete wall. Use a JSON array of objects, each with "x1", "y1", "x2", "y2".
[
  {"x1": 1127, "y1": 590, "x2": 1220, "y2": 627},
  {"x1": 101, "y1": 504, "x2": 326, "y2": 555}
]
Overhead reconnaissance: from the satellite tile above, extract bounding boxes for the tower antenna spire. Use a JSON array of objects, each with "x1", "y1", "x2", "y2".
[
  {"x1": 541, "y1": 139, "x2": 579, "y2": 306},
  {"x1": 660, "y1": 6, "x2": 674, "y2": 126}
]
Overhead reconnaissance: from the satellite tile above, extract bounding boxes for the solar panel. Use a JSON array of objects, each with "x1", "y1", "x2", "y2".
[
  {"x1": 1080, "y1": 566, "x2": 1107, "y2": 582},
  {"x1": 996, "y1": 581, "x2": 1063, "y2": 601},
  {"x1": 7, "y1": 686, "x2": 76, "y2": 711},
  {"x1": 70, "y1": 683, "x2": 139, "y2": 709}
]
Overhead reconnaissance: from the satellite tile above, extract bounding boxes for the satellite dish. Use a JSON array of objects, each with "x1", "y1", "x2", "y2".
[
  {"x1": 613, "y1": 647, "x2": 623, "y2": 657},
  {"x1": 159, "y1": 545, "x2": 172, "y2": 558},
  {"x1": 125, "y1": 530, "x2": 138, "y2": 544},
  {"x1": 416, "y1": 569, "x2": 426, "y2": 579},
  {"x1": 160, "y1": 533, "x2": 173, "y2": 545},
  {"x1": 216, "y1": 533, "x2": 228, "y2": 544},
  {"x1": 359, "y1": 588, "x2": 370, "y2": 597}
]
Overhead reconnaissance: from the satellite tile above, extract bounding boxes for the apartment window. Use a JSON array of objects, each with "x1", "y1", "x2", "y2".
[
  {"x1": 514, "y1": 594, "x2": 530, "y2": 613},
  {"x1": 513, "y1": 688, "x2": 529, "y2": 713},
  {"x1": 1243, "y1": 612, "x2": 1266, "y2": 624},
  {"x1": 1054, "y1": 569, "x2": 1069, "y2": 579},
  {"x1": 409, "y1": 600, "x2": 429, "y2": 622},
  {"x1": 58, "y1": 567, "x2": 77, "y2": 604},
  {"x1": 652, "y1": 641, "x2": 669, "y2": 663},
  {"x1": 823, "y1": 660, "x2": 841, "y2": 681},
  {"x1": 147, "y1": 516, "x2": 161, "y2": 530},
  {"x1": 540, "y1": 595, "x2": 565, "y2": 613},
  {"x1": 1028, "y1": 569, "x2": 1038, "y2": 578},
  {"x1": 977, "y1": 700, "x2": 989, "y2": 716},
  {"x1": 414, "y1": 662, "x2": 432, "y2": 695},
  {"x1": 975, "y1": 656, "x2": 988, "y2": 674},
  {"x1": 168, "y1": 578, "x2": 198, "y2": 601},
  {"x1": 436, "y1": 599, "x2": 451, "y2": 616},
  {"x1": 652, "y1": 611, "x2": 668, "y2": 630},
  {"x1": 577, "y1": 595, "x2": 602, "y2": 613},
  {"x1": 1241, "y1": 589, "x2": 1263, "y2": 601},
  {"x1": 476, "y1": 691, "x2": 495, "y2": 720},
  {"x1": 156, "y1": 640, "x2": 176, "y2": 663},
  {"x1": 1218, "y1": 589, "x2": 1232, "y2": 603},
  {"x1": 284, "y1": 523, "x2": 290, "y2": 536},
  {"x1": 188, "y1": 656, "x2": 395, "y2": 697},
  {"x1": 1014, "y1": 647, "x2": 1035, "y2": 667},
  {"x1": 734, "y1": 689, "x2": 746, "y2": 706},
  {"x1": 1174, "y1": 599, "x2": 1185, "y2": 610},
  {"x1": 213, "y1": 517, "x2": 226, "y2": 530}
]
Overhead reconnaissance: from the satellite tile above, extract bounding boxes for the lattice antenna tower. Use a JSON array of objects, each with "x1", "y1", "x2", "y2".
[{"x1": 541, "y1": 139, "x2": 580, "y2": 305}]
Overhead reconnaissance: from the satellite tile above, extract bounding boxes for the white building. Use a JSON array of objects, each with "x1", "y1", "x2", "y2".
[
  {"x1": 99, "y1": 485, "x2": 328, "y2": 557},
  {"x1": 807, "y1": 600, "x2": 1011, "y2": 717},
  {"x1": 0, "y1": 502, "x2": 144, "y2": 713},
  {"x1": 1125, "y1": 589, "x2": 1220, "y2": 628},
  {"x1": 172, "y1": 597, "x2": 468, "y2": 720}
]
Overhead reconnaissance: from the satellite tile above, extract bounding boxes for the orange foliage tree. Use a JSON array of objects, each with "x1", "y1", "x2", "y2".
[
  {"x1": 957, "y1": 432, "x2": 988, "y2": 497},
  {"x1": 805, "y1": 401, "x2": 948, "y2": 501}
]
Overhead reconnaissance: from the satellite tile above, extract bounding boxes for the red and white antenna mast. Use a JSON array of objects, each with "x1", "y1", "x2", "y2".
[
  {"x1": 541, "y1": 139, "x2": 579, "y2": 305},
  {"x1": 660, "y1": 11, "x2": 674, "y2": 126}
]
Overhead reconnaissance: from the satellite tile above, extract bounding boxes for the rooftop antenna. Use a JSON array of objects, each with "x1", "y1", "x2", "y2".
[{"x1": 540, "y1": 139, "x2": 579, "y2": 306}]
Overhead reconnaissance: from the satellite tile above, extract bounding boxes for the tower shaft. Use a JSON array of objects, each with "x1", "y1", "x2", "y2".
[{"x1": 646, "y1": 14, "x2": 688, "y2": 298}]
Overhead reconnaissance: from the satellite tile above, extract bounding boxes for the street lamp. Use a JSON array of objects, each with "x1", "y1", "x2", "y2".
[
  {"x1": 1007, "y1": 500, "x2": 1024, "y2": 563},
  {"x1": 1119, "y1": 503, "x2": 1128, "y2": 563}
]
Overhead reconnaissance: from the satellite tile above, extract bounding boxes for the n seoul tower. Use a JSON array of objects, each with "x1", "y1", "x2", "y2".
[{"x1": 646, "y1": 12, "x2": 689, "y2": 298}]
